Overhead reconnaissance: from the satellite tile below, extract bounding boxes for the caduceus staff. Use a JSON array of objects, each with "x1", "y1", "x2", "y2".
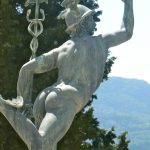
[{"x1": 25, "y1": 0, "x2": 48, "y2": 60}]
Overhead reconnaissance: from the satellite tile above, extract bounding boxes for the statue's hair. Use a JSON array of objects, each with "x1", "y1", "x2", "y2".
[
  {"x1": 61, "y1": 0, "x2": 80, "y2": 7},
  {"x1": 66, "y1": 13, "x2": 95, "y2": 37}
]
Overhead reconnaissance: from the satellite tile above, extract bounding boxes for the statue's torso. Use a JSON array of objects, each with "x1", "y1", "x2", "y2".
[{"x1": 57, "y1": 35, "x2": 108, "y2": 98}]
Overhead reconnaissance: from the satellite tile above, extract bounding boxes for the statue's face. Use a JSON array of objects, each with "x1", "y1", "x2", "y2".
[
  {"x1": 69, "y1": 15, "x2": 96, "y2": 37},
  {"x1": 63, "y1": 0, "x2": 78, "y2": 8},
  {"x1": 86, "y1": 16, "x2": 96, "y2": 35},
  {"x1": 63, "y1": 1, "x2": 73, "y2": 8}
]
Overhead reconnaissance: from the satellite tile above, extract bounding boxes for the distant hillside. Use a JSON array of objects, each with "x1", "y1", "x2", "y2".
[{"x1": 93, "y1": 77, "x2": 150, "y2": 150}]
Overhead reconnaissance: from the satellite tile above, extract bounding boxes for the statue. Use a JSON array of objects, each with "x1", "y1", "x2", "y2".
[{"x1": 0, "y1": 0, "x2": 134, "y2": 149}]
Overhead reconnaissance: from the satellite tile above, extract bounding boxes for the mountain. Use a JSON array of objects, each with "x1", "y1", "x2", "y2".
[{"x1": 93, "y1": 77, "x2": 150, "y2": 150}]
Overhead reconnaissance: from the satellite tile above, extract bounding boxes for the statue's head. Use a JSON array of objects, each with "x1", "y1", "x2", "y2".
[
  {"x1": 61, "y1": 0, "x2": 80, "y2": 8},
  {"x1": 64, "y1": 5, "x2": 96, "y2": 37}
]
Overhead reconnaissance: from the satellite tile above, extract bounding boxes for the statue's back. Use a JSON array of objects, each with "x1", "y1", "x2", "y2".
[{"x1": 57, "y1": 35, "x2": 107, "y2": 96}]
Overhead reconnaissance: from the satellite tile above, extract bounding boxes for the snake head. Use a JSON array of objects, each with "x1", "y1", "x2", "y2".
[
  {"x1": 25, "y1": 0, "x2": 48, "y2": 7},
  {"x1": 43, "y1": 0, "x2": 48, "y2": 4},
  {"x1": 26, "y1": 9, "x2": 32, "y2": 22}
]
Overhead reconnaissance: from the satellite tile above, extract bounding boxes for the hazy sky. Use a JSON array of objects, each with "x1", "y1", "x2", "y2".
[{"x1": 96, "y1": 0, "x2": 150, "y2": 83}]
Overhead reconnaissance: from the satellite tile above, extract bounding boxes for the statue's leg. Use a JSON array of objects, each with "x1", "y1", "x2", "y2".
[
  {"x1": 0, "y1": 97, "x2": 42, "y2": 150},
  {"x1": 33, "y1": 87, "x2": 52, "y2": 128},
  {"x1": 38, "y1": 89, "x2": 77, "y2": 150}
]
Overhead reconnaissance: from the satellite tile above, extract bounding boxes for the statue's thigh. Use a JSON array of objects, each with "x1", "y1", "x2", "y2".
[
  {"x1": 39, "y1": 91, "x2": 77, "y2": 146},
  {"x1": 33, "y1": 87, "x2": 53, "y2": 127}
]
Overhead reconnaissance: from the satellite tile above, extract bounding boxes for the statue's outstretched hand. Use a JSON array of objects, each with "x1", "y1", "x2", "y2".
[
  {"x1": 121, "y1": 0, "x2": 132, "y2": 3},
  {"x1": 0, "y1": 94, "x2": 33, "y2": 119},
  {"x1": 0, "y1": 95, "x2": 23, "y2": 108},
  {"x1": 121, "y1": 0, "x2": 128, "y2": 3}
]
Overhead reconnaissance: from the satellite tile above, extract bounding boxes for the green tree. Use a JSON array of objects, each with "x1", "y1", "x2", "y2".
[
  {"x1": 0, "y1": 0, "x2": 129, "y2": 150},
  {"x1": 0, "y1": 1, "x2": 29, "y2": 149},
  {"x1": 117, "y1": 132, "x2": 130, "y2": 150}
]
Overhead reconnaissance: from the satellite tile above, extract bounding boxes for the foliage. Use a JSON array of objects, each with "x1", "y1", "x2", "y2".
[
  {"x1": 103, "y1": 55, "x2": 116, "y2": 81},
  {"x1": 58, "y1": 105, "x2": 130, "y2": 150},
  {"x1": 0, "y1": 0, "x2": 129, "y2": 150},
  {"x1": 117, "y1": 132, "x2": 130, "y2": 150}
]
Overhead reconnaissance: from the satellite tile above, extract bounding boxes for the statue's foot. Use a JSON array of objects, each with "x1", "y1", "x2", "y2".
[
  {"x1": 0, "y1": 95, "x2": 6, "y2": 112},
  {"x1": 0, "y1": 95, "x2": 23, "y2": 110},
  {"x1": 0, "y1": 95, "x2": 3, "y2": 112}
]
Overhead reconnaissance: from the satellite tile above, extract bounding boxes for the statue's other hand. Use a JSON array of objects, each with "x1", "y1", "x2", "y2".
[
  {"x1": 21, "y1": 103, "x2": 33, "y2": 119},
  {"x1": 0, "y1": 95, "x2": 4, "y2": 111}
]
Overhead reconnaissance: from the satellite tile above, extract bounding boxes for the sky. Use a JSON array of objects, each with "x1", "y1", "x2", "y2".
[{"x1": 96, "y1": 0, "x2": 150, "y2": 83}]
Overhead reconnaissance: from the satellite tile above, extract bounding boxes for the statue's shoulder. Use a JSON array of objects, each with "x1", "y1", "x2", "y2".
[
  {"x1": 91, "y1": 34, "x2": 103, "y2": 44},
  {"x1": 57, "y1": 40, "x2": 75, "y2": 52},
  {"x1": 92, "y1": 34, "x2": 108, "y2": 51},
  {"x1": 62, "y1": 40, "x2": 75, "y2": 46},
  {"x1": 94, "y1": 34, "x2": 102, "y2": 40}
]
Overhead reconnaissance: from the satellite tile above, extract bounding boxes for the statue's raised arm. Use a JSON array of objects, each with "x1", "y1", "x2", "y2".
[{"x1": 102, "y1": 0, "x2": 134, "y2": 49}]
